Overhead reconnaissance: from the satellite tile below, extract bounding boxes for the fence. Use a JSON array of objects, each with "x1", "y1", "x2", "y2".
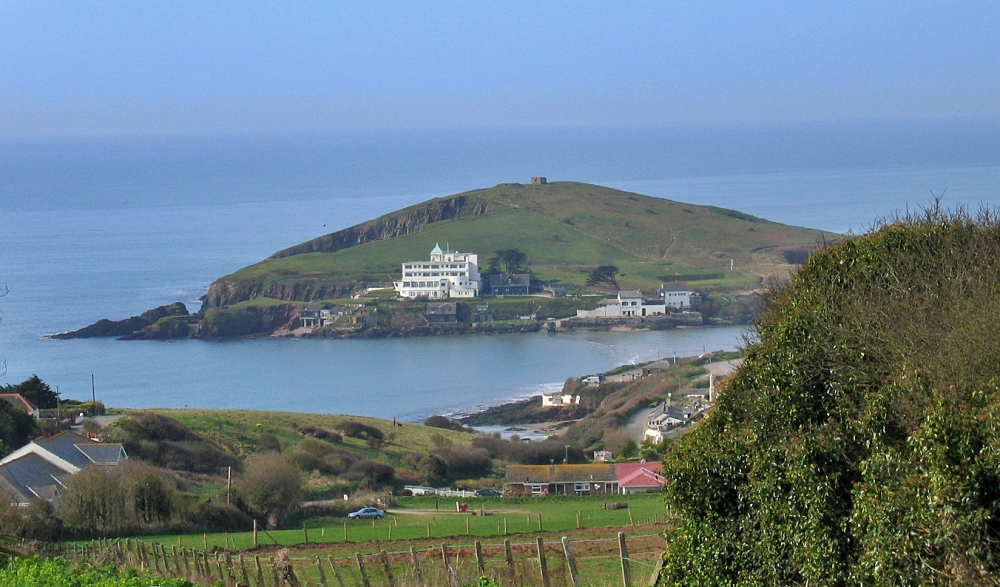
[{"x1": 41, "y1": 531, "x2": 665, "y2": 587}]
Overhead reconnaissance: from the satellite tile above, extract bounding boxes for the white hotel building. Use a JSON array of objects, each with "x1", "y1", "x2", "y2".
[{"x1": 393, "y1": 244, "x2": 481, "y2": 299}]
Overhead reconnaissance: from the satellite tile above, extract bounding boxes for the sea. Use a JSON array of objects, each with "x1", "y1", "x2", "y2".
[{"x1": 2, "y1": 120, "x2": 999, "y2": 421}]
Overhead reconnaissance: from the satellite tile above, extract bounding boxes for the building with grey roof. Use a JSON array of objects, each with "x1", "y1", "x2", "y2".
[{"x1": 0, "y1": 430, "x2": 126, "y2": 506}]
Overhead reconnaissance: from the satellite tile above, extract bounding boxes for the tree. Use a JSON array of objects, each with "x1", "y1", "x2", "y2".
[
  {"x1": 486, "y1": 249, "x2": 528, "y2": 277},
  {"x1": 585, "y1": 265, "x2": 622, "y2": 291},
  {"x1": 58, "y1": 466, "x2": 129, "y2": 535},
  {"x1": 0, "y1": 400, "x2": 36, "y2": 457},
  {"x1": 1, "y1": 375, "x2": 59, "y2": 409},
  {"x1": 235, "y1": 453, "x2": 303, "y2": 529}
]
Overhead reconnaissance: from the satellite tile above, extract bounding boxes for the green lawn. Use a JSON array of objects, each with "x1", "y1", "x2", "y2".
[{"x1": 134, "y1": 493, "x2": 666, "y2": 550}]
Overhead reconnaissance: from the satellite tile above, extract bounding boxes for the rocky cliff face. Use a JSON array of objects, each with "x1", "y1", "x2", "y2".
[
  {"x1": 268, "y1": 194, "x2": 499, "y2": 258},
  {"x1": 51, "y1": 303, "x2": 190, "y2": 339},
  {"x1": 201, "y1": 281, "x2": 359, "y2": 311},
  {"x1": 201, "y1": 194, "x2": 501, "y2": 310}
]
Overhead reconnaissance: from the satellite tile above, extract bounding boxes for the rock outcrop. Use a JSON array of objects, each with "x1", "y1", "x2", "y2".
[
  {"x1": 268, "y1": 195, "x2": 500, "y2": 258},
  {"x1": 51, "y1": 303, "x2": 190, "y2": 339}
]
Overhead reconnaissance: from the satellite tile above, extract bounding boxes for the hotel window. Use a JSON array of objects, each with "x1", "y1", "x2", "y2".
[
  {"x1": 531, "y1": 485, "x2": 543, "y2": 494},
  {"x1": 574, "y1": 483, "x2": 591, "y2": 492}
]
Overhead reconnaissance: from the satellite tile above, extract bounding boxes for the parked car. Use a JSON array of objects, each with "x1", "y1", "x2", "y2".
[
  {"x1": 474, "y1": 488, "x2": 502, "y2": 497},
  {"x1": 348, "y1": 507, "x2": 385, "y2": 520}
]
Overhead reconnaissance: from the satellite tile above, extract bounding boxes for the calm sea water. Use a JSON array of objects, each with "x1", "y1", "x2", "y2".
[{"x1": 2, "y1": 121, "x2": 999, "y2": 419}]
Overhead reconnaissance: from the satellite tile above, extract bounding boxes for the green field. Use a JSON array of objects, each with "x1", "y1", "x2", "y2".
[{"x1": 135, "y1": 493, "x2": 665, "y2": 549}]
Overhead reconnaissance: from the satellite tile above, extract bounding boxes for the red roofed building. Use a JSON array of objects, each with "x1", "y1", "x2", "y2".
[
  {"x1": 0, "y1": 393, "x2": 40, "y2": 418},
  {"x1": 505, "y1": 461, "x2": 667, "y2": 496},
  {"x1": 614, "y1": 462, "x2": 666, "y2": 494}
]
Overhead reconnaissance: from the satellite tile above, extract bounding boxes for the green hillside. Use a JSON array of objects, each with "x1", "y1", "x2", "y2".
[{"x1": 204, "y1": 181, "x2": 835, "y2": 308}]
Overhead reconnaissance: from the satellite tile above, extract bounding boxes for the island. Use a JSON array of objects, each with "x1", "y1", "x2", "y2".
[{"x1": 57, "y1": 180, "x2": 837, "y2": 340}]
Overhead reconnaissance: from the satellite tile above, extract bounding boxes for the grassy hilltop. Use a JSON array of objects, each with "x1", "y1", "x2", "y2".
[{"x1": 203, "y1": 181, "x2": 835, "y2": 308}]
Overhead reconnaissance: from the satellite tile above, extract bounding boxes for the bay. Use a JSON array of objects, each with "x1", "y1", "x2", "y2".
[{"x1": 2, "y1": 121, "x2": 999, "y2": 419}]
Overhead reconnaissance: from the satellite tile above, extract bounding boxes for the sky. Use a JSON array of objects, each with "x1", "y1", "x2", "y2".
[{"x1": 1, "y1": 1, "x2": 998, "y2": 137}]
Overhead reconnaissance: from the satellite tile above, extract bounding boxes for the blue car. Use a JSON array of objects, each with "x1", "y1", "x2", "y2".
[{"x1": 348, "y1": 507, "x2": 385, "y2": 520}]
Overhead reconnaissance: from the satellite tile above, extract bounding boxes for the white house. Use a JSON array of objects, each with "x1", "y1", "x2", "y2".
[
  {"x1": 393, "y1": 244, "x2": 481, "y2": 299},
  {"x1": 541, "y1": 393, "x2": 581, "y2": 407},
  {"x1": 643, "y1": 404, "x2": 694, "y2": 443},
  {"x1": 659, "y1": 283, "x2": 694, "y2": 309},
  {"x1": 576, "y1": 291, "x2": 666, "y2": 318}
]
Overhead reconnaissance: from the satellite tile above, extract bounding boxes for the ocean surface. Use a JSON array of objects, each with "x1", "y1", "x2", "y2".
[{"x1": 2, "y1": 120, "x2": 999, "y2": 420}]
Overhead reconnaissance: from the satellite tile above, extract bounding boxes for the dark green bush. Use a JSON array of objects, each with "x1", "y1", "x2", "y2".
[{"x1": 660, "y1": 209, "x2": 1000, "y2": 585}]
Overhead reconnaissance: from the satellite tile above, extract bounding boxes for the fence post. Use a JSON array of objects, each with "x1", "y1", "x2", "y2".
[
  {"x1": 441, "y1": 543, "x2": 457, "y2": 587},
  {"x1": 216, "y1": 554, "x2": 227, "y2": 586},
  {"x1": 356, "y1": 553, "x2": 372, "y2": 587},
  {"x1": 315, "y1": 556, "x2": 329, "y2": 587},
  {"x1": 474, "y1": 541, "x2": 485, "y2": 575},
  {"x1": 562, "y1": 536, "x2": 581, "y2": 587},
  {"x1": 270, "y1": 555, "x2": 281, "y2": 587},
  {"x1": 618, "y1": 532, "x2": 632, "y2": 587},
  {"x1": 253, "y1": 519, "x2": 259, "y2": 546},
  {"x1": 252, "y1": 555, "x2": 263, "y2": 587},
  {"x1": 536, "y1": 537, "x2": 551, "y2": 587},
  {"x1": 327, "y1": 556, "x2": 346, "y2": 587},
  {"x1": 168, "y1": 545, "x2": 178, "y2": 576},
  {"x1": 410, "y1": 546, "x2": 424, "y2": 587},
  {"x1": 504, "y1": 539, "x2": 515, "y2": 584},
  {"x1": 239, "y1": 554, "x2": 251, "y2": 587},
  {"x1": 380, "y1": 550, "x2": 395, "y2": 587},
  {"x1": 150, "y1": 543, "x2": 162, "y2": 575},
  {"x1": 303, "y1": 522, "x2": 309, "y2": 544}
]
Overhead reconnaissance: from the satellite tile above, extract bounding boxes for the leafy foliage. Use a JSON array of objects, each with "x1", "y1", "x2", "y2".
[
  {"x1": 0, "y1": 400, "x2": 36, "y2": 456},
  {"x1": 0, "y1": 556, "x2": 194, "y2": 587},
  {"x1": 1, "y1": 375, "x2": 59, "y2": 409},
  {"x1": 585, "y1": 265, "x2": 621, "y2": 291},
  {"x1": 234, "y1": 452, "x2": 303, "y2": 528},
  {"x1": 660, "y1": 209, "x2": 1000, "y2": 585},
  {"x1": 486, "y1": 248, "x2": 528, "y2": 277}
]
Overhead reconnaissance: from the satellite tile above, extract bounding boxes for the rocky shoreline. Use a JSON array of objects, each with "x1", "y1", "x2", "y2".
[{"x1": 54, "y1": 300, "x2": 714, "y2": 341}]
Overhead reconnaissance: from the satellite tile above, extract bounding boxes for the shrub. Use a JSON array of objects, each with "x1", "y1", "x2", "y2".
[
  {"x1": 424, "y1": 415, "x2": 469, "y2": 432},
  {"x1": 258, "y1": 432, "x2": 281, "y2": 452},
  {"x1": 346, "y1": 460, "x2": 398, "y2": 490},
  {"x1": 335, "y1": 420, "x2": 384, "y2": 441},
  {"x1": 432, "y1": 447, "x2": 492, "y2": 478},
  {"x1": 234, "y1": 453, "x2": 303, "y2": 529},
  {"x1": 297, "y1": 425, "x2": 342, "y2": 443}
]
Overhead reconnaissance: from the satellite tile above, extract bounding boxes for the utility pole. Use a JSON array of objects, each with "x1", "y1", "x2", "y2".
[
  {"x1": 227, "y1": 466, "x2": 232, "y2": 504},
  {"x1": 91, "y1": 374, "x2": 96, "y2": 416}
]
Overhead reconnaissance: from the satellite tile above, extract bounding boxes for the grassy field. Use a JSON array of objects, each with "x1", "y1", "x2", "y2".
[
  {"x1": 135, "y1": 493, "x2": 665, "y2": 551},
  {"x1": 150, "y1": 409, "x2": 476, "y2": 466}
]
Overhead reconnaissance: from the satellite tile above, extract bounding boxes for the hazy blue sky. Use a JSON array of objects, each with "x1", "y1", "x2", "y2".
[{"x1": 2, "y1": 1, "x2": 997, "y2": 137}]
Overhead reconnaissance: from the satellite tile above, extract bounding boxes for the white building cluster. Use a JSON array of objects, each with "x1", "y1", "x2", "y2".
[{"x1": 393, "y1": 244, "x2": 481, "y2": 299}]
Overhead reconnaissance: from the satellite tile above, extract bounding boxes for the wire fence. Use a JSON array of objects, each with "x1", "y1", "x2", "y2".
[{"x1": 36, "y1": 531, "x2": 665, "y2": 587}]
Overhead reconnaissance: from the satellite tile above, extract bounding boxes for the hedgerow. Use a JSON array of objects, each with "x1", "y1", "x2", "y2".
[
  {"x1": 661, "y1": 208, "x2": 1000, "y2": 586},
  {"x1": 0, "y1": 556, "x2": 193, "y2": 587}
]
